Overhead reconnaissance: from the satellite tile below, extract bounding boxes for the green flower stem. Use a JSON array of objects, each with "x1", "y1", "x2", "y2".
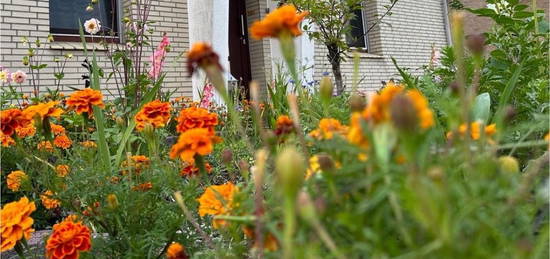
[{"x1": 283, "y1": 195, "x2": 296, "y2": 259}]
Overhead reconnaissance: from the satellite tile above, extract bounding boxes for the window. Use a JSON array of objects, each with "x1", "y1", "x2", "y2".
[
  {"x1": 49, "y1": 0, "x2": 119, "y2": 41},
  {"x1": 347, "y1": 7, "x2": 369, "y2": 50}
]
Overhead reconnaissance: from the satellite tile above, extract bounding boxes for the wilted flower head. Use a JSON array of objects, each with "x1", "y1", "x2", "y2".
[
  {"x1": 84, "y1": 18, "x2": 101, "y2": 34},
  {"x1": 250, "y1": 4, "x2": 308, "y2": 39}
]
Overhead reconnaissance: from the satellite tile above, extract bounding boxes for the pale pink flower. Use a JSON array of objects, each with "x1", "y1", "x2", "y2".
[
  {"x1": 200, "y1": 83, "x2": 214, "y2": 108},
  {"x1": 84, "y1": 18, "x2": 101, "y2": 34},
  {"x1": 147, "y1": 34, "x2": 171, "y2": 79},
  {"x1": 11, "y1": 70, "x2": 27, "y2": 84}
]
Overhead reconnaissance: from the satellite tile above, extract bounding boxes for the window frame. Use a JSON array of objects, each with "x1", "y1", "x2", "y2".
[
  {"x1": 49, "y1": 0, "x2": 123, "y2": 43},
  {"x1": 346, "y1": 4, "x2": 370, "y2": 51}
]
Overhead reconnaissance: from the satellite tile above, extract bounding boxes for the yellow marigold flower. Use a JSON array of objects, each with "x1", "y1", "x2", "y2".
[
  {"x1": 22, "y1": 101, "x2": 63, "y2": 121},
  {"x1": 187, "y1": 42, "x2": 223, "y2": 76},
  {"x1": 309, "y1": 118, "x2": 348, "y2": 140},
  {"x1": 80, "y1": 140, "x2": 97, "y2": 148},
  {"x1": 6, "y1": 170, "x2": 28, "y2": 192},
  {"x1": 0, "y1": 197, "x2": 36, "y2": 252},
  {"x1": 250, "y1": 4, "x2": 308, "y2": 39},
  {"x1": 37, "y1": 141, "x2": 54, "y2": 152},
  {"x1": 0, "y1": 133, "x2": 15, "y2": 147},
  {"x1": 50, "y1": 123, "x2": 65, "y2": 136},
  {"x1": 166, "y1": 242, "x2": 188, "y2": 259},
  {"x1": 53, "y1": 135, "x2": 72, "y2": 149},
  {"x1": 134, "y1": 100, "x2": 171, "y2": 131},
  {"x1": 197, "y1": 182, "x2": 238, "y2": 228},
  {"x1": 448, "y1": 122, "x2": 497, "y2": 141},
  {"x1": 55, "y1": 165, "x2": 70, "y2": 177},
  {"x1": 46, "y1": 215, "x2": 91, "y2": 259},
  {"x1": 15, "y1": 124, "x2": 36, "y2": 138},
  {"x1": 170, "y1": 128, "x2": 221, "y2": 164},
  {"x1": 305, "y1": 155, "x2": 320, "y2": 179},
  {"x1": 66, "y1": 88, "x2": 105, "y2": 117},
  {"x1": 41, "y1": 190, "x2": 61, "y2": 210}
]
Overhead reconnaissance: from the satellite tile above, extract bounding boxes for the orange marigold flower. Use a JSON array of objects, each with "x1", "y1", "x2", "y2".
[
  {"x1": 22, "y1": 101, "x2": 63, "y2": 121},
  {"x1": 66, "y1": 88, "x2": 105, "y2": 116},
  {"x1": 6, "y1": 170, "x2": 28, "y2": 192},
  {"x1": 363, "y1": 82, "x2": 404, "y2": 124},
  {"x1": 187, "y1": 42, "x2": 223, "y2": 75},
  {"x1": 131, "y1": 182, "x2": 153, "y2": 192},
  {"x1": 447, "y1": 122, "x2": 497, "y2": 141},
  {"x1": 134, "y1": 100, "x2": 171, "y2": 131},
  {"x1": 275, "y1": 115, "x2": 295, "y2": 136},
  {"x1": 53, "y1": 135, "x2": 72, "y2": 149},
  {"x1": 180, "y1": 162, "x2": 212, "y2": 177},
  {"x1": 0, "y1": 108, "x2": 30, "y2": 136},
  {"x1": 50, "y1": 123, "x2": 66, "y2": 136},
  {"x1": 37, "y1": 141, "x2": 54, "y2": 152},
  {"x1": 41, "y1": 190, "x2": 61, "y2": 210},
  {"x1": 197, "y1": 182, "x2": 238, "y2": 218},
  {"x1": 309, "y1": 118, "x2": 348, "y2": 140},
  {"x1": 166, "y1": 242, "x2": 189, "y2": 259},
  {"x1": 16, "y1": 124, "x2": 36, "y2": 138},
  {"x1": 0, "y1": 133, "x2": 15, "y2": 147},
  {"x1": 243, "y1": 227, "x2": 279, "y2": 252},
  {"x1": 55, "y1": 165, "x2": 70, "y2": 177},
  {"x1": 80, "y1": 141, "x2": 97, "y2": 148},
  {"x1": 405, "y1": 90, "x2": 434, "y2": 129},
  {"x1": 250, "y1": 4, "x2": 308, "y2": 40},
  {"x1": 0, "y1": 197, "x2": 36, "y2": 252},
  {"x1": 347, "y1": 112, "x2": 369, "y2": 149},
  {"x1": 45, "y1": 215, "x2": 91, "y2": 259},
  {"x1": 176, "y1": 107, "x2": 218, "y2": 134},
  {"x1": 170, "y1": 128, "x2": 221, "y2": 164},
  {"x1": 121, "y1": 155, "x2": 150, "y2": 175}
]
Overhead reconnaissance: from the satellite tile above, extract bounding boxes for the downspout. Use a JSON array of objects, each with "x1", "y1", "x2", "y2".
[{"x1": 442, "y1": 0, "x2": 452, "y2": 45}]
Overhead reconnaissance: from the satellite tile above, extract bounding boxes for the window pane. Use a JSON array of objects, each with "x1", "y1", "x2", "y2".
[
  {"x1": 348, "y1": 9, "x2": 366, "y2": 48},
  {"x1": 50, "y1": 0, "x2": 117, "y2": 34}
]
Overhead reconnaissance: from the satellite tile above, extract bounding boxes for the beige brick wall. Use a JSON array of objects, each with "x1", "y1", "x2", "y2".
[
  {"x1": 0, "y1": 0, "x2": 191, "y2": 99},
  {"x1": 313, "y1": 0, "x2": 450, "y2": 92}
]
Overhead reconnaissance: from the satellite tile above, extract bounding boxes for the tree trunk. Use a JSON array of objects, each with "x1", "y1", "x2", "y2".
[{"x1": 327, "y1": 44, "x2": 344, "y2": 95}]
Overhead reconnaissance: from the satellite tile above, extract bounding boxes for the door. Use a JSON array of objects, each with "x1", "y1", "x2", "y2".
[{"x1": 228, "y1": 0, "x2": 252, "y2": 99}]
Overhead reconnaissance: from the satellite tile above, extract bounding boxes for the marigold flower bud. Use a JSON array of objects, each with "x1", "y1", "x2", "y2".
[
  {"x1": 276, "y1": 147, "x2": 305, "y2": 198},
  {"x1": 349, "y1": 94, "x2": 366, "y2": 112},
  {"x1": 466, "y1": 34, "x2": 485, "y2": 55},
  {"x1": 115, "y1": 116, "x2": 125, "y2": 127},
  {"x1": 427, "y1": 166, "x2": 444, "y2": 181},
  {"x1": 221, "y1": 149, "x2": 233, "y2": 164},
  {"x1": 319, "y1": 76, "x2": 333, "y2": 103},
  {"x1": 390, "y1": 94, "x2": 417, "y2": 131},
  {"x1": 499, "y1": 156, "x2": 519, "y2": 174},
  {"x1": 106, "y1": 194, "x2": 119, "y2": 209},
  {"x1": 316, "y1": 154, "x2": 335, "y2": 172},
  {"x1": 297, "y1": 192, "x2": 316, "y2": 221}
]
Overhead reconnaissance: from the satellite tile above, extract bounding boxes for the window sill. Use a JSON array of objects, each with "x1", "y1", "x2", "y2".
[
  {"x1": 50, "y1": 42, "x2": 108, "y2": 51},
  {"x1": 349, "y1": 49, "x2": 384, "y2": 59}
]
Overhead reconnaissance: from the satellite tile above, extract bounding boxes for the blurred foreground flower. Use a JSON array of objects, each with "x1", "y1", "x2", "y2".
[
  {"x1": 0, "y1": 197, "x2": 36, "y2": 252},
  {"x1": 186, "y1": 42, "x2": 222, "y2": 76},
  {"x1": 250, "y1": 4, "x2": 308, "y2": 39}
]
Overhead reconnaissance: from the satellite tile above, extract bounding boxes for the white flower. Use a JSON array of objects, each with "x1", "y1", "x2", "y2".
[{"x1": 84, "y1": 18, "x2": 101, "y2": 35}]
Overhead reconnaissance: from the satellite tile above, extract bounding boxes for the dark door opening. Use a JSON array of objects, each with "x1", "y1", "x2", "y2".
[{"x1": 228, "y1": 0, "x2": 252, "y2": 99}]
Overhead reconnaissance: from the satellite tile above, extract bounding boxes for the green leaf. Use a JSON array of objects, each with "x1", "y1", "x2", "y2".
[{"x1": 472, "y1": 93, "x2": 491, "y2": 123}]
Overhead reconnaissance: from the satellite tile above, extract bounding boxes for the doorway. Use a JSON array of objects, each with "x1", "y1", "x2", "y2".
[{"x1": 228, "y1": 0, "x2": 252, "y2": 99}]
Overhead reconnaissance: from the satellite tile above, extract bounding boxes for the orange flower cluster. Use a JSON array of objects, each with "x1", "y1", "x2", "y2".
[
  {"x1": 80, "y1": 141, "x2": 97, "y2": 148},
  {"x1": 176, "y1": 107, "x2": 218, "y2": 134},
  {"x1": 37, "y1": 141, "x2": 54, "y2": 152},
  {"x1": 22, "y1": 101, "x2": 63, "y2": 121},
  {"x1": 1, "y1": 108, "x2": 30, "y2": 136},
  {"x1": 243, "y1": 226, "x2": 279, "y2": 252},
  {"x1": 53, "y1": 135, "x2": 72, "y2": 149},
  {"x1": 41, "y1": 190, "x2": 61, "y2": 210},
  {"x1": 55, "y1": 165, "x2": 71, "y2": 177},
  {"x1": 361, "y1": 82, "x2": 434, "y2": 130},
  {"x1": 121, "y1": 155, "x2": 150, "y2": 175},
  {"x1": 250, "y1": 5, "x2": 308, "y2": 39},
  {"x1": 275, "y1": 115, "x2": 295, "y2": 136},
  {"x1": 180, "y1": 162, "x2": 212, "y2": 177},
  {"x1": 16, "y1": 124, "x2": 36, "y2": 138},
  {"x1": 0, "y1": 197, "x2": 36, "y2": 252},
  {"x1": 166, "y1": 242, "x2": 188, "y2": 259},
  {"x1": 132, "y1": 182, "x2": 153, "y2": 192},
  {"x1": 197, "y1": 182, "x2": 239, "y2": 228},
  {"x1": 66, "y1": 88, "x2": 105, "y2": 116},
  {"x1": 50, "y1": 123, "x2": 66, "y2": 136},
  {"x1": 170, "y1": 128, "x2": 220, "y2": 164},
  {"x1": 309, "y1": 118, "x2": 348, "y2": 140},
  {"x1": 46, "y1": 215, "x2": 91, "y2": 259},
  {"x1": 134, "y1": 100, "x2": 171, "y2": 131},
  {"x1": 187, "y1": 42, "x2": 222, "y2": 75},
  {"x1": 6, "y1": 170, "x2": 28, "y2": 192},
  {"x1": 447, "y1": 122, "x2": 497, "y2": 141},
  {"x1": 0, "y1": 132, "x2": 15, "y2": 147},
  {"x1": 347, "y1": 113, "x2": 369, "y2": 149}
]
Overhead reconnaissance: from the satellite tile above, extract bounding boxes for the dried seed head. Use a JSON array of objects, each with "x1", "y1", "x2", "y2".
[{"x1": 390, "y1": 94, "x2": 417, "y2": 131}]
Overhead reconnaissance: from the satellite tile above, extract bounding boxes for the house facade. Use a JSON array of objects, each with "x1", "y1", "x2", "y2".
[{"x1": 1, "y1": 0, "x2": 451, "y2": 101}]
